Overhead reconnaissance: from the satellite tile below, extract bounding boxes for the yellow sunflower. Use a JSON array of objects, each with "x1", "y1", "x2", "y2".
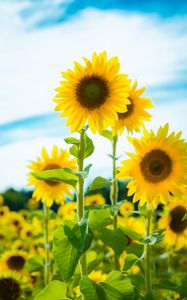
[
  {"x1": 159, "y1": 198, "x2": 187, "y2": 250},
  {"x1": 119, "y1": 201, "x2": 134, "y2": 216},
  {"x1": 88, "y1": 270, "x2": 107, "y2": 282},
  {"x1": 57, "y1": 201, "x2": 77, "y2": 221},
  {"x1": 0, "y1": 251, "x2": 28, "y2": 273},
  {"x1": 0, "y1": 272, "x2": 23, "y2": 300},
  {"x1": 113, "y1": 80, "x2": 153, "y2": 135},
  {"x1": 84, "y1": 193, "x2": 106, "y2": 206},
  {"x1": 53, "y1": 51, "x2": 131, "y2": 133},
  {"x1": 117, "y1": 124, "x2": 187, "y2": 208},
  {"x1": 28, "y1": 145, "x2": 76, "y2": 207}
]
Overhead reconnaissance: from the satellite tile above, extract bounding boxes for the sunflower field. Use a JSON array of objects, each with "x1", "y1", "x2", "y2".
[{"x1": 0, "y1": 51, "x2": 187, "y2": 300}]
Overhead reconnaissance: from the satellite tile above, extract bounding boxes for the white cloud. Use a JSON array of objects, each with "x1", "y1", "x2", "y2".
[{"x1": 0, "y1": 5, "x2": 187, "y2": 124}]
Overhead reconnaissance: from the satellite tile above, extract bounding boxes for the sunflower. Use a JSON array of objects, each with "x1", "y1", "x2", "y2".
[
  {"x1": 0, "y1": 273, "x2": 23, "y2": 300},
  {"x1": 0, "y1": 194, "x2": 4, "y2": 206},
  {"x1": 88, "y1": 270, "x2": 107, "y2": 282},
  {"x1": 117, "y1": 124, "x2": 187, "y2": 208},
  {"x1": 53, "y1": 51, "x2": 131, "y2": 133},
  {"x1": 119, "y1": 200, "x2": 134, "y2": 216},
  {"x1": 28, "y1": 145, "x2": 76, "y2": 207},
  {"x1": 84, "y1": 193, "x2": 106, "y2": 206},
  {"x1": 0, "y1": 251, "x2": 28, "y2": 273},
  {"x1": 57, "y1": 201, "x2": 77, "y2": 221},
  {"x1": 159, "y1": 198, "x2": 187, "y2": 250},
  {"x1": 113, "y1": 80, "x2": 153, "y2": 135}
]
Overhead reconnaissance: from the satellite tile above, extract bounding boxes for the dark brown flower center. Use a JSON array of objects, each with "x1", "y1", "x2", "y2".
[
  {"x1": 7, "y1": 256, "x2": 25, "y2": 271},
  {"x1": 0, "y1": 278, "x2": 21, "y2": 300},
  {"x1": 43, "y1": 163, "x2": 61, "y2": 186},
  {"x1": 76, "y1": 75, "x2": 109, "y2": 109},
  {"x1": 140, "y1": 149, "x2": 172, "y2": 183},
  {"x1": 118, "y1": 97, "x2": 134, "y2": 119},
  {"x1": 169, "y1": 206, "x2": 187, "y2": 233}
]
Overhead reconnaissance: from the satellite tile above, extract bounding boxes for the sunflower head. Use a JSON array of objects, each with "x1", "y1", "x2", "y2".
[
  {"x1": 113, "y1": 80, "x2": 153, "y2": 135},
  {"x1": 84, "y1": 193, "x2": 106, "y2": 206},
  {"x1": 118, "y1": 124, "x2": 187, "y2": 208},
  {"x1": 0, "y1": 273, "x2": 22, "y2": 300},
  {"x1": 88, "y1": 270, "x2": 107, "y2": 282},
  {"x1": 54, "y1": 51, "x2": 131, "y2": 133},
  {"x1": 159, "y1": 198, "x2": 187, "y2": 250},
  {"x1": 58, "y1": 201, "x2": 77, "y2": 221},
  {"x1": 0, "y1": 251, "x2": 28, "y2": 273},
  {"x1": 119, "y1": 201, "x2": 134, "y2": 216},
  {"x1": 28, "y1": 145, "x2": 76, "y2": 207}
]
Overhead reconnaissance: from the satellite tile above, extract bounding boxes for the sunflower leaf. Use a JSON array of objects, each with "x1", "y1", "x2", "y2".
[
  {"x1": 89, "y1": 176, "x2": 111, "y2": 191},
  {"x1": 182, "y1": 213, "x2": 187, "y2": 221},
  {"x1": 69, "y1": 145, "x2": 78, "y2": 158},
  {"x1": 64, "y1": 137, "x2": 80, "y2": 145},
  {"x1": 34, "y1": 280, "x2": 70, "y2": 300},
  {"x1": 101, "y1": 130, "x2": 113, "y2": 141},
  {"x1": 31, "y1": 168, "x2": 78, "y2": 188},
  {"x1": 63, "y1": 167, "x2": 88, "y2": 179},
  {"x1": 84, "y1": 133, "x2": 95, "y2": 158}
]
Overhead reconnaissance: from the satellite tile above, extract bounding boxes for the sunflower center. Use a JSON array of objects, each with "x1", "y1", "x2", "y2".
[
  {"x1": 43, "y1": 163, "x2": 61, "y2": 186},
  {"x1": 7, "y1": 255, "x2": 25, "y2": 271},
  {"x1": 0, "y1": 278, "x2": 21, "y2": 300},
  {"x1": 76, "y1": 75, "x2": 109, "y2": 109},
  {"x1": 140, "y1": 149, "x2": 172, "y2": 183},
  {"x1": 118, "y1": 97, "x2": 134, "y2": 119},
  {"x1": 169, "y1": 206, "x2": 187, "y2": 233}
]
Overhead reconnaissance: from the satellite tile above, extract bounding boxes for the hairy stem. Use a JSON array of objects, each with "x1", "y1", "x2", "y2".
[
  {"x1": 43, "y1": 203, "x2": 50, "y2": 286},
  {"x1": 77, "y1": 128, "x2": 87, "y2": 280},
  {"x1": 110, "y1": 134, "x2": 119, "y2": 269},
  {"x1": 145, "y1": 207, "x2": 152, "y2": 296}
]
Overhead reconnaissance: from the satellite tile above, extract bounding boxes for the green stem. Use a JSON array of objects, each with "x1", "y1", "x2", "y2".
[
  {"x1": 145, "y1": 207, "x2": 152, "y2": 296},
  {"x1": 43, "y1": 203, "x2": 50, "y2": 286},
  {"x1": 110, "y1": 134, "x2": 119, "y2": 270},
  {"x1": 77, "y1": 128, "x2": 87, "y2": 279}
]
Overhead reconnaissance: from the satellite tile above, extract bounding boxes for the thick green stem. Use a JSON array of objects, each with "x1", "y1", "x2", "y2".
[
  {"x1": 110, "y1": 134, "x2": 119, "y2": 270},
  {"x1": 43, "y1": 203, "x2": 50, "y2": 286},
  {"x1": 145, "y1": 207, "x2": 152, "y2": 296},
  {"x1": 77, "y1": 129, "x2": 87, "y2": 280}
]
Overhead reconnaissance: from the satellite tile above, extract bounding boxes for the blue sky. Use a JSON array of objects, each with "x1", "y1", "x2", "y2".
[{"x1": 0, "y1": 0, "x2": 187, "y2": 189}]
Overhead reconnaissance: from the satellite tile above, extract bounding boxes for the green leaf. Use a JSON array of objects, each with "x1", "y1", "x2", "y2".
[
  {"x1": 34, "y1": 280, "x2": 70, "y2": 300},
  {"x1": 98, "y1": 228, "x2": 128, "y2": 256},
  {"x1": 80, "y1": 277, "x2": 101, "y2": 300},
  {"x1": 84, "y1": 164, "x2": 92, "y2": 174},
  {"x1": 179, "y1": 276, "x2": 187, "y2": 298},
  {"x1": 89, "y1": 176, "x2": 111, "y2": 191},
  {"x1": 89, "y1": 208, "x2": 112, "y2": 233},
  {"x1": 53, "y1": 217, "x2": 93, "y2": 282},
  {"x1": 123, "y1": 254, "x2": 144, "y2": 272},
  {"x1": 182, "y1": 213, "x2": 187, "y2": 221},
  {"x1": 69, "y1": 145, "x2": 78, "y2": 158},
  {"x1": 101, "y1": 130, "x2": 113, "y2": 141},
  {"x1": 128, "y1": 274, "x2": 145, "y2": 290},
  {"x1": 100, "y1": 271, "x2": 135, "y2": 300},
  {"x1": 80, "y1": 271, "x2": 134, "y2": 300},
  {"x1": 64, "y1": 137, "x2": 80, "y2": 145},
  {"x1": 154, "y1": 279, "x2": 179, "y2": 292},
  {"x1": 120, "y1": 226, "x2": 143, "y2": 241},
  {"x1": 31, "y1": 169, "x2": 78, "y2": 188},
  {"x1": 84, "y1": 133, "x2": 95, "y2": 158},
  {"x1": 24, "y1": 255, "x2": 43, "y2": 273},
  {"x1": 126, "y1": 243, "x2": 144, "y2": 258},
  {"x1": 141, "y1": 231, "x2": 165, "y2": 245},
  {"x1": 63, "y1": 167, "x2": 88, "y2": 179}
]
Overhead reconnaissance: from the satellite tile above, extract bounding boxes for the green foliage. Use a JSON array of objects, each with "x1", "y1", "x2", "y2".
[
  {"x1": 64, "y1": 137, "x2": 80, "y2": 145},
  {"x1": 80, "y1": 271, "x2": 135, "y2": 300},
  {"x1": 89, "y1": 177, "x2": 111, "y2": 191},
  {"x1": 24, "y1": 255, "x2": 43, "y2": 273},
  {"x1": 98, "y1": 228, "x2": 128, "y2": 256},
  {"x1": 53, "y1": 217, "x2": 93, "y2": 282},
  {"x1": 120, "y1": 226, "x2": 143, "y2": 241},
  {"x1": 31, "y1": 168, "x2": 78, "y2": 188},
  {"x1": 34, "y1": 280, "x2": 70, "y2": 300},
  {"x1": 84, "y1": 133, "x2": 95, "y2": 158},
  {"x1": 141, "y1": 231, "x2": 165, "y2": 245},
  {"x1": 89, "y1": 208, "x2": 113, "y2": 233},
  {"x1": 123, "y1": 254, "x2": 144, "y2": 272},
  {"x1": 101, "y1": 130, "x2": 113, "y2": 141}
]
